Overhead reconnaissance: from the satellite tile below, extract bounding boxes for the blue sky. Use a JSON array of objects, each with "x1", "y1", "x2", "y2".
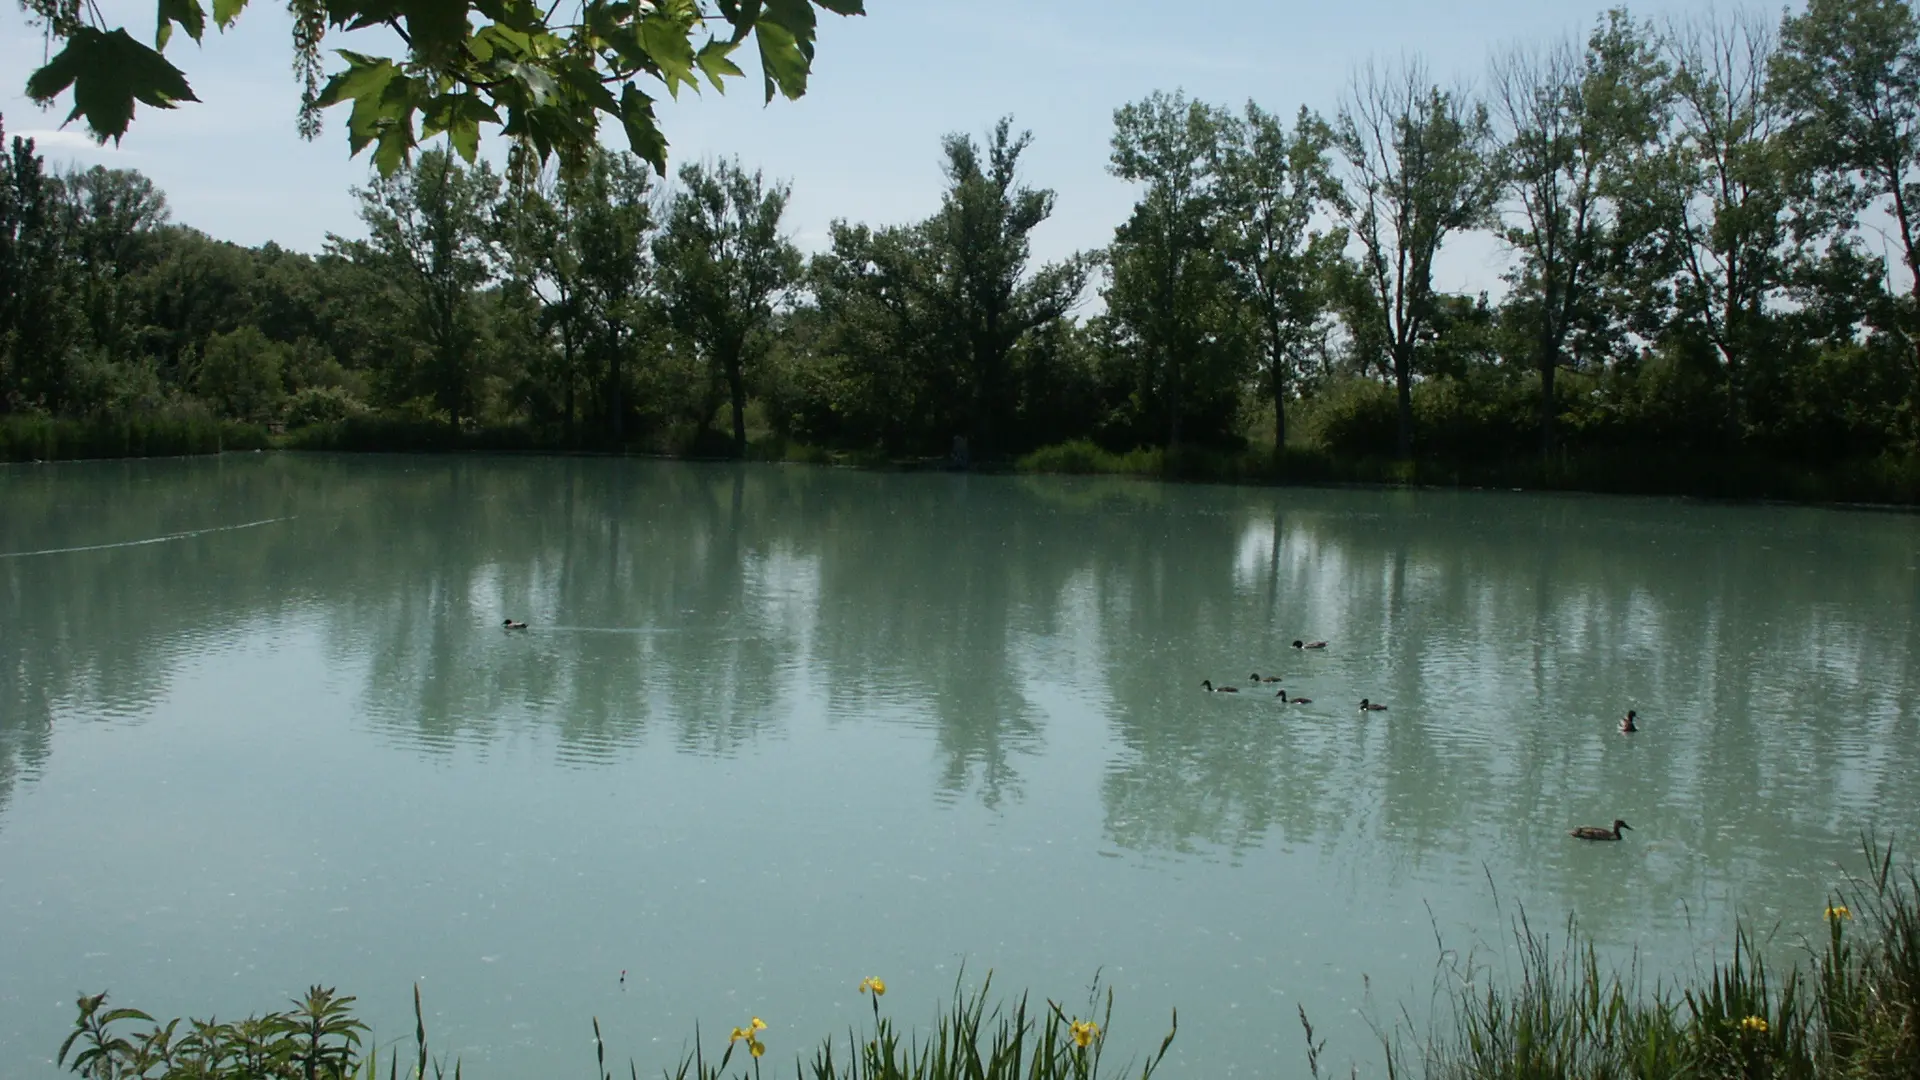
[{"x1": 5, "y1": 0, "x2": 1724, "y2": 294}]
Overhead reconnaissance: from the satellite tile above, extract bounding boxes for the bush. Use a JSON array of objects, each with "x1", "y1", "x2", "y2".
[{"x1": 283, "y1": 385, "x2": 368, "y2": 428}]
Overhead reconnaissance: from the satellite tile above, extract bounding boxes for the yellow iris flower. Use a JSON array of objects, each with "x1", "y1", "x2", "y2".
[
  {"x1": 859, "y1": 977, "x2": 887, "y2": 996},
  {"x1": 1741, "y1": 1015, "x2": 1769, "y2": 1033},
  {"x1": 751, "y1": 1017, "x2": 767, "y2": 1033},
  {"x1": 1070, "y1": 1020, "x2": 1101, "y2": 1048},
  {"x1": 1826, "y1": 905, "x2": 1852, "y2": 921},
  {"x1": 749, "y1": 1037, "x2": 765, "y2": 1058}
]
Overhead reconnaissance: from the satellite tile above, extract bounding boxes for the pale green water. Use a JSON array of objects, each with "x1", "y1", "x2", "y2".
[{"x1": 2, "y1": 454, "x2": 1918, "y2": 1077}]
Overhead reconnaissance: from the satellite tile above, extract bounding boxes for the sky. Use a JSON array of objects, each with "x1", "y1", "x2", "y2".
[{"x1": 3, "y1": 0, "x2": 1733, "y2": 296}]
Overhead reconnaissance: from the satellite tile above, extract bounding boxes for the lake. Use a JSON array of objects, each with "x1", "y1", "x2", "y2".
[{"x1": 2, "y1": 454, "x2": 1917, "y2": 1077}]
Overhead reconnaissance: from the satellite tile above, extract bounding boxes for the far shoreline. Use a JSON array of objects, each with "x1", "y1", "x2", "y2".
[{"x1": 6, "y1": 418, "x2": 1916, "y2": 514}]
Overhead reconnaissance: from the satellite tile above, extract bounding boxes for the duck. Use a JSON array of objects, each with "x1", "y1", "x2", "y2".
[
  {"x1": 1570, "y1": 819, "x2": 1632, "y2": 841},
  {"x1": 1249, "y1": 672, "x2": 1282, "y2": 683},
  {"x1": 1277, "y1": 690, "x2": 1312, "y2": 704},
  {"x1": 1358, "y1": 698, "x2": 1388, "y2": 712},
  {"x1": 1201, "y1": 680, "x2": 1240, "y2": 693},
  {"x1": 502, "y1": 618, "x2": 529, "y2": 630},
  {"x1": 1292, "y1": 640, "x2": 1328, "y2": 650},
  {"x1": 1619, "y1": 709, "x2": 1639, "y2": 734}
]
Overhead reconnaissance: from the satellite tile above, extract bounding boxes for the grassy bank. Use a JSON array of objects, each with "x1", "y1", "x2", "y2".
[
  {"x1": 0, "y1": 415, "x2": 270, "y2": 463},
  {"x1": 1014, "y1": 439, "x2": 1920, "y2": 507},
  {"x1": 51, "y1": 842, "x2": 1920, "y2": 1079},
  {"x1": 9, "y1": 410, "x2": 1918, "y2": 509}
]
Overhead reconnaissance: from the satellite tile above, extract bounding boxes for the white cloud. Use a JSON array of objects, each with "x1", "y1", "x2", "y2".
[{"x1": 11, "y1": 128, "x2": 132, "y2": 156}]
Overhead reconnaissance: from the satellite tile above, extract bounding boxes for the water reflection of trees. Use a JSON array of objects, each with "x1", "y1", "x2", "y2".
[{"x1": 3, "y1": 458, "x2": 1919, "y2": 927}]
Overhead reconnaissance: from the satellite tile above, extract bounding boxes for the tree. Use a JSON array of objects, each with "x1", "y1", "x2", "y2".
[
  {"x1": 1635, "y1": 11, "x2": 1791, "y2": 436},
  {"x1": 0, "y1": 119, "x2": 71, "y2": 412},
  {"x1": 1491, "y1": 9, "x2": 1668, "y2": 454},
  {"x1": 928, "y1": 117, "x2": 1091, "y2": 461},
  {"x1": 197, "y1": 325, "x2": 285, "y2": 421},
  {"x1": 1107, "y1": 90, "x2": 1236, "y2": 450},
  {"x1": 19, "y1": 0, "x2": 864, "y2": 176},
  {"x1": 1215, "y1": 102, "x2": 1343, "y2": 455},
  {"x1": 1335, "y1": 57, "x2": 1497, "y2": 460},
  {"x1": 568, "y1": 150, "x2": 659, "y2": 445},
  {"x1": 1772, "y1": 0, "x2": 1920, "y2": 381},
  {"x1": 57, "y1": 165, "x2": 170, "y2": 373},
  {"x1": 340, "y1": 148, "x2": 501, "y2": 424},
  {"x1": 655, "y1": 159, "x2": 800, "y2": 456}
]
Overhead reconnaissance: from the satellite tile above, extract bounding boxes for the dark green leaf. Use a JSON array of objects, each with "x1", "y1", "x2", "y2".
[
  {"x1": 155, "y1": 0, "x2": 206, "y2": 49},
  {"x1": 812, "y1": 0, "x2": 862, "y2": 13},
  {"x1": 315, "y1": 52, "x2": 399, "y2": 108},
  {"x1": 397, "y1": 0, "x2": 472, "y2": 57},
  {"x1": 620, "y1": 82, "x2": 668, "y2": 174},
  {"x1": 754, "y1": 20, "x2": 808, "y2": 102},
  {"x1": 26, "y1": 28, "x2": 198, "y2": 143},
  {"x1": 211, "y1": 0, "x2": 248, "y2": 27}
]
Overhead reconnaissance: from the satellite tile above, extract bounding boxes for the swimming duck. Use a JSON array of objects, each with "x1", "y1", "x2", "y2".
[
  {"x1": 1570, "y1": 819, "x2": 1632, "y2": 841},
  {"x1": 502, "y1": 618, "x2": 529, "y2": 630},
  {"x1": 1358, "y1": 698, "x2": 1387, "y2": 712},
  {"x1": 1277, "y1": 690, "x2": 1312, "y2": 704},
  {"x1": 1619, "y1": 709, "x2": 1638, "y2": 733},
  {"x1": 1292, "y1": 640, "x2": 1328, "y2": 650},
  {"x1": 1201, "y1": 680, "x2": 1240, "y2": 693},
  {"x1": 1249, "y1": 672, "x2": 1282, "y2": 683}
]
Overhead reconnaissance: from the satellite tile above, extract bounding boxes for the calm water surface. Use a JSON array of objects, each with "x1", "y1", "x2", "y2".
[{"x1": 2, "y1": 455, "x2": 1918, "y2": 1076}]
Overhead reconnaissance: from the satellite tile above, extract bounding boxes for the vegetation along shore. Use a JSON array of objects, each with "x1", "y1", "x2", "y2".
[
  {"x1": 49, "y1": 840, "x2": 1920, "y2": 1078},
  {"x1": 9, "y1": 0, "x2": 1920, "y2": 505}
]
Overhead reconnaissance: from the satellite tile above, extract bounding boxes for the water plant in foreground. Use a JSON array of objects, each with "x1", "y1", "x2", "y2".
[
  {"x1": 1303, "y1": 836, "x2": 1920, "y2": 1080},
  {"x1": 55, "y1": 973, "x2": 1176, "y2": 1080}
]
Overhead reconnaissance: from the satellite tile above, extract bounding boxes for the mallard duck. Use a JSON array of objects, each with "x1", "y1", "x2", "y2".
[
  {"x1": 1292, "y1": 639, "x2": 1328, "y2": 650},
  {"x1": 1619, "y1": 709, "x2": 1639, "y2": 733},
  {"x1": 1250, "y1": 672, "x2": 1282, "y2": 683},
  {"x1": 502, "y1": 618, "x2": 529, "y2": 630},
  {"x1": 1201, "y1": 680, "x2": 1239, "y2": 693},
  {"x1": 1277, "y1": 690, "x2": 1312, "y2": 704},
  {"x1": 1570, "y1": 819, "x2": 1632, "y2": 841},
  {"x1": 1358, "y1": 698, "x2": 1387, "y2": 712}
]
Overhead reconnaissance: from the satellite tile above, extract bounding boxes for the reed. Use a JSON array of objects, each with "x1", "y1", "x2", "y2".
[
  {"x1": 1328, "y1": 836, "x2": 1920, "y2": 1080},
  {"x1": 55, "y1": 973, "x2": 1174, "y2": 1080}
]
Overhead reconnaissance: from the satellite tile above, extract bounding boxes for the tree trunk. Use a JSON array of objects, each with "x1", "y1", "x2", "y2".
[
  {"x1": 1269, "y1": 319, "x2": 1287, "y2": 458},
  {"x1": 562, "y1": 324, "x2": 576, "y2": 445},
  {"x1": 608, "y1": 327, "x2": 624, "y2": 448},
  {"x1": 1538, "y1": 338, "x2": 1557, "y2": 458},
  {"x1": 1393, "y1": 343, "x2": 1413, "y2": 461},
  {"x1": 728, "y1": 352, "x2": 747, "y2": 458},
  {"x1": 1167, "y1": 343, "x2": 1183, "y2": 451}
]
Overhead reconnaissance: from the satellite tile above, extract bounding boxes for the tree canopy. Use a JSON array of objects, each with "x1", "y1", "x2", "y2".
[{"x1": 16, "y1": 0, "x2": 864, "y2": 175}]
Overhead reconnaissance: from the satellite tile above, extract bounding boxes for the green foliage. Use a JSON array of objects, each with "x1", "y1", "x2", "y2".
[
  {"x1": 1106, "y1": 91, "x2": 1246, "y2": 451},
  {"x1": 656, "y1": 158, "x2": 801, "y2": 455},
  {"x1": 9, "y1": 0, "x2": 1920, "y2": 501},
  {"x1": 283, "y1": 384, "x2": 367, "y2": 427},
  {"x1": 196, "y1": 326, "x2": 285, "y2": 421},
  {"x1": 53, "y1": 976, "x2": 1175, "y2": 1080},
  {"x1": 1333, "y1": 58, "x2": 1497, "y2": 460},
  {"x1": 1365, "y1": 838, "x2": 1920, "y2": 1080},
  {"x1": 19, "y1": 0, "x2": 863, "y2": 175}
]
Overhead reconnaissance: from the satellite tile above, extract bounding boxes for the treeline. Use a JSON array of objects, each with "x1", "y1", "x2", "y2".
[{"x1": 4, "y1": 0, "x2": 1920, "y2": 490}]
